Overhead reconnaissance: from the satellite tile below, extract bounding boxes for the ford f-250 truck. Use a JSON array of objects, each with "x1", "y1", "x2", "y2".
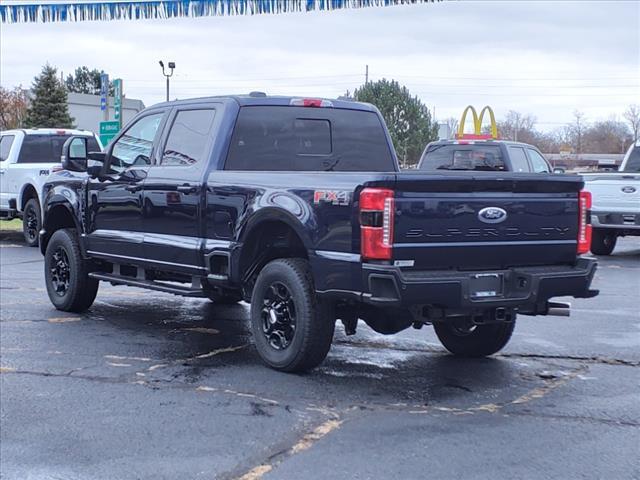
[
  {"x1": 39, "y1": 95, "x2": 598, "y2": 372},
  {"x1": 583, "y1": 141, "x2": 640, "y2": 255}
]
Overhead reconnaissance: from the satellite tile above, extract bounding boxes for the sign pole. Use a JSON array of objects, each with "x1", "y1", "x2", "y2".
[
  {"x1": 100, "y1": 73, "x2": 109, "y2": 121},
  {"x1": 113, "y1": 78, "x2": 123, "y2": 129}
]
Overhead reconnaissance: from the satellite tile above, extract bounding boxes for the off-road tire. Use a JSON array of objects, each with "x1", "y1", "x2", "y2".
[
  {"x1": 590, "y1": 228, "x2": 617, "y2": 256},
  {"x1": 434, "y1": 319, "x2": 516, "y2": 357},
  {"x1": 250, "y1": 258, "x2": 334, "y2": 372},
  {"x1": 22, "y1": 198, "x2": 41, "y2": 247},
  {"x1": 44, "y1": 228, "x2": 99, "y2": 312}
]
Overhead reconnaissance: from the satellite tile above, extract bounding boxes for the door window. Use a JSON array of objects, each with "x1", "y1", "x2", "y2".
[
  {"x1": 0, "y1": 135, "x2": 15, "y2": 161},
  {"x1": 527, "y1": 149, "x2": 551, "y2": 173},
  {"x1": 109, "y1": 112, "x2": 163, "y2": 173},
  {"x1": 161, "y1": 109, "x2": 216, "y2": 166},
  {"x1": 508, "y1": 146, "x2": 531, "y2": 172}
]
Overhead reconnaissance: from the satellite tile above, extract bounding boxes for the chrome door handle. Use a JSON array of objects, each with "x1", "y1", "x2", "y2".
[{"x1": 176, "y1": 184, "x2": 197, "y2": 194}]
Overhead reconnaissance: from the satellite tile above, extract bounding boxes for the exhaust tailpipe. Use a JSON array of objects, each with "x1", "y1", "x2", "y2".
[{"x1": 546, "y1": 301, "x2": 571, "y2": 317}]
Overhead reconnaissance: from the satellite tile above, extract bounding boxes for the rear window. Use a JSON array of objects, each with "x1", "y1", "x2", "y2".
[
  {"x1": 225, "y1": 106, "x2": 394, "y2": 171},
  {"x1": 622, "y1": 145, "x2": 640, "y2": 172},
  {"x1": 419, "y1": 144, "x2": 506, "y2": 171},
  {"x1": 18, "y1": 134, "x2": 100, "y2": 164}
]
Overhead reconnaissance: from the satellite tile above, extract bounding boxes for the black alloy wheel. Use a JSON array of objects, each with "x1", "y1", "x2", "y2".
[
  {"x1": 50, "y1": 246, "x2": 71, "y2": 296},
  {"x1": 261, "y1": 281, "x2": 297, "y2": 351},
  {"x1": 22, "y1": 198, "x2": 41, "y2": 247},
  {"x1": 250, "y1": 258, "x2": 335, "y2": 372}
]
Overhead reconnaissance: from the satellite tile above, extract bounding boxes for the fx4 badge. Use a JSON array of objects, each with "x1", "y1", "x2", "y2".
[
  {"x1": 478, "y1": 207, "x2": 508, "y2": 224},
  {"x1": 314, "y1": 190, "x2": 351, "y2": 206}
]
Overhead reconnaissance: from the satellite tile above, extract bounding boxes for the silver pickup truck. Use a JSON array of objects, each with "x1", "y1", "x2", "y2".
[{"x1": 583, "y1": 141, "x2": 640, "y2": 255}]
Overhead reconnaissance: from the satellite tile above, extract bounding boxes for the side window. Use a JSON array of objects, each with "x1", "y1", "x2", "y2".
[
  {"x1": 87, "y1": 136, "x2": 101, "y2": 153},
  {"x1": 17, "y1": 135, "x2": 70, "y2": 164},
  {"x1": 109, "y1": 112, "x2": 163, "y2": 173},
  {"x1": 161, "y1": 109, "x2": 216, "y2": 166},
  {"x1": 508, "y1": 146, "x2": 531, "y2": 172},
  {"x1": 0, "y1": 135, "x2": 15, "y2": 161},
  {"x1": 527, "y1": 149, "x2": 550, "y2": 173}
]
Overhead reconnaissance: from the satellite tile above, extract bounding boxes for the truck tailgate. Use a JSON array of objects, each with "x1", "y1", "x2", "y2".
[
  {"x1": 583, "y1": 173, "x2": 640, "y2": 212},
  {"x1": 390, "y1": 173, "x2": 584, "y2": 270}
]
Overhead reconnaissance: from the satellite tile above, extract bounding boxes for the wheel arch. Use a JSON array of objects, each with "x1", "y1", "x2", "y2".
[
  {"x1": 20, "y1": 183, "x2": 39, "y2": 210},
  {"x1": 40, "y1": 201, "x2": 81, "y2": 255},
  {"x1": 232, "y1": 210, "x2": 312, "y2": 294}
]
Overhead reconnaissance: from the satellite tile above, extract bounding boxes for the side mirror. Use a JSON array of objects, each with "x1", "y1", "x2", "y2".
[
  {"x1": 553, "y1": 167, "x2": 566, "y2": 174},
  {"x1": 61, "y1": 136, "x2": 88, "y2": 172}
]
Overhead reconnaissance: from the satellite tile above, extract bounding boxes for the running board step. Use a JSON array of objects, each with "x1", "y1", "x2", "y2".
[{"x1": 89, "y1": 272, "x2": 206, "y2": 297}]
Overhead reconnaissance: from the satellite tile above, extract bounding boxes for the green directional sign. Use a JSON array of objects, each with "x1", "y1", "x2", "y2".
[{"x1": 99, "y1": 120, "x2": 120, "y2": 147}]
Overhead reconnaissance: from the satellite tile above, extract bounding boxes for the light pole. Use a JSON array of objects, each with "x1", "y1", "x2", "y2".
[{"x1": 159, "y1": 60, "x2": 175, "y2": 102}]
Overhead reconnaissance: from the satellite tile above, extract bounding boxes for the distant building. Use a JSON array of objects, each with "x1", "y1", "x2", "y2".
[
  {"x1": 544, "y1": 153, "x2": 624, "y2": 172},
  {"x1": 66, "y1": 92, "x2": 145, "y2": 134}
]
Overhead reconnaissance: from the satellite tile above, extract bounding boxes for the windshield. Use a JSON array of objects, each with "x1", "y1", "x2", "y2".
[
  {"x1": 622, "y1": 145, "x2": 640, "y2": 172},
  {"x1": 419, "y1": 144, "x2": 506, "y2": 171}
]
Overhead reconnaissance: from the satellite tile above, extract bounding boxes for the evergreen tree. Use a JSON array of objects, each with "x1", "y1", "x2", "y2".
[
  {"x1": 354, "y1": 79, "x2": 438, "y2": 167},
  {"x1": 66, "y1": 66, "x2": 114, "y2": 96},
  {"x1": 25, "y1": 64, "x2": 74, "y2": 128}
]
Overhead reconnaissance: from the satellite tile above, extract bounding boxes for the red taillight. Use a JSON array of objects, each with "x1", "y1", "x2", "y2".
[
  {"x1": 360, "y1": 188, "x2": 394, "y2": 261},
  {"x1": 578, "y1": 190, "x2": 592, "y2": 254}
]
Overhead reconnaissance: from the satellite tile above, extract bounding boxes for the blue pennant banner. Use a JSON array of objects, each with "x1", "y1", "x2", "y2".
[{"x1": 0, "y1": 0, "x2": 438, "y2": 24}]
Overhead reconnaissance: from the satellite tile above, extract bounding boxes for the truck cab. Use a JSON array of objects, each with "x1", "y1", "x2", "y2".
[{"x1": 417, "y1": 139, "x2": 553, "y2": 173}]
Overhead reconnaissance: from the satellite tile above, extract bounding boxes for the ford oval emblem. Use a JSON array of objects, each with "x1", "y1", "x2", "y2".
[
  {"x1": 478, "y1": 207, "x2": 508, "y2": 224},
  {"x1": 622, "y1": 186, "x2": 636, "y2": 194}
]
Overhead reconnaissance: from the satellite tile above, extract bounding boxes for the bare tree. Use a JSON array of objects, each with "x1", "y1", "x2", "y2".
[
  {"x1": 623, "y1": 104, "x2": 640, "y2": 142},
  {"x1": 444, "y1": 117, "x2": 459, "y2": 139},
  {"x1": 584, "y1": 120, "x2": 631, "y2": 154},
  {"x1": 567, "y1": 110, "x2": 586, "y2": 154},
  {"x1": 0, "y1": 86, "x2": 29, "y2": 130},
  {"x1": 494, "y1": 110, "x2": 536, "y2": 142}
]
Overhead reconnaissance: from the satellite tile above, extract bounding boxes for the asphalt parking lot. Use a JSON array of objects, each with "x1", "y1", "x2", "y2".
[{"x1": 1, "y1": 233, "x2": 638, "y2": 480}]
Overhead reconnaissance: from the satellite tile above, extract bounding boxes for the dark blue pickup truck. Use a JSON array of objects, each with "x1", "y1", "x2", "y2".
[{"x1": 40, "y1": 94, "x2": 598, "y2": 371}]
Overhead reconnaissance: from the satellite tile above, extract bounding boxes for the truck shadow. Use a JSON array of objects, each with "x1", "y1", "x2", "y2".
[{"x1": 86, "y1": 294, "x2": 549, "y2": 411}]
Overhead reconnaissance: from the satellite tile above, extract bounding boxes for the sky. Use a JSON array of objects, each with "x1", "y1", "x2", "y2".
[{"x1": 1, "y1": 0, "x2": 639, "y2": 132}]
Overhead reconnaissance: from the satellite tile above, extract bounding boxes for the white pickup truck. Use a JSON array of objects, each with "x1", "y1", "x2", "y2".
[
  {"x1": 0, "y1": 129, "x2": 101, "y2": 246},
  {"x1": 583, "y1": 141, "x2": 640, "y2": 255}
]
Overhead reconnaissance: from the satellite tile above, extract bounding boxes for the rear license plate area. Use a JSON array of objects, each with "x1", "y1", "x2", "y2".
[{"x1": 470, "y1": 273, "x2": 503, "y2": 299}]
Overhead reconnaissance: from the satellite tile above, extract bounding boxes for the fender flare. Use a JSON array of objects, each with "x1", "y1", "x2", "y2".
[
  {"x1": 40, "y1": 198, "x2": 82, "y2": 255},
  {"x1": 230, "y1": 207, "x2": 315, "y2": 284},
  {"x1": 19, "y1": 181, "x2": 39, "y2": 210},
  {"x1": 238, "y1": 207, "x2": 314, "y2": 250}
]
